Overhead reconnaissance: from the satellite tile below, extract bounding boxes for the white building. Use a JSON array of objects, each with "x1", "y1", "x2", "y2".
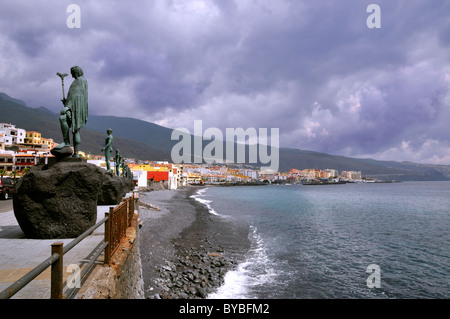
[
  {"x1": 324, "y1": 169, "x2": 339, "y2": 178},
  {"x1": 0, "y1": 123, "x2": 26, "y2": 146},
  {"x1": 87, "y1": 159, "x2": 108, "y2": 169},
  {"x1": 274, "y1": 172, "x2": 287, "y2": 180},
  {"x1": 0, "y1": 132, "x2": 6, "y2": 150},
  {"x1": 239, "y1": 169, "x2": 258, "y2": 179},
  {"x1": 132, "y1": 170, "x2": 148, "y2": 188},
  {"x1": 341, "y1": 171, "x2": 362, "y2": 180},
  {"x1": 168, "y1": 170, "x2": 178, "y2": 190}
]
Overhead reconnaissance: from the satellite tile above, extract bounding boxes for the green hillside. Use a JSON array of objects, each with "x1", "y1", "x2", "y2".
[
  {"x1": 2, "y1": 92, "x2": 450, "y2": 180},
  {"x1": 0, "y1": 93, "x2": 169, "y2": 160}
]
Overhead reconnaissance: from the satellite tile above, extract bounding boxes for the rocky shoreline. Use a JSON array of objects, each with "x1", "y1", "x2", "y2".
[
  {"x1": 139, "y1": 187, "x2": 251, "y2": 299},
  {"x1": 150, "y1": 245, "x2": 238, "y2": 299}
]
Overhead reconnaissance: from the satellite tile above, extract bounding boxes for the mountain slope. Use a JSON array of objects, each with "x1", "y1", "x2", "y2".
[
  {"x1": 86, "y1": 114, "x2": 450, "y2": 180},
  {"x1": 86, "y1": 115, "x2": 175, "y2": 152},
  {"x1": 0, "y1": 93, "x2": 169, "y2": 160},
  {"x1": 278, "y1": 148, "x2": 450, "y2": 180},
  {"x1": 1, "y1": 92, "x2": 450, "y2": 180}
]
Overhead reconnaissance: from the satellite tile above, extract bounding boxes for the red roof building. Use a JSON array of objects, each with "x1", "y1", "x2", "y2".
[{"x1": 147, "y1": 171, "x2": 169, "y2": 182}]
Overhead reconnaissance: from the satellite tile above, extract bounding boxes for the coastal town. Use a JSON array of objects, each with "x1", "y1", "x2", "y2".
[{"x1": 1, "y1": 122, "x2": 370, "y2": 192}]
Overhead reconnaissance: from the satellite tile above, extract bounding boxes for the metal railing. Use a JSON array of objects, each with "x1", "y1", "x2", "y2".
[{"x1": 0, "y1": 192, "x2": 137, "y2": 299}]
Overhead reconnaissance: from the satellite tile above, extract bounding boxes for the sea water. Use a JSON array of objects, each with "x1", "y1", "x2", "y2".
[{"x1": 192, "y1": 182, "x2": 450, "y2": 299}]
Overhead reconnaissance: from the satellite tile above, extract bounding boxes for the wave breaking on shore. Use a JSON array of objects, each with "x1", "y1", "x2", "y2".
[
  {"x1": 208, "y1": 226, "x2": 278, "y2": 299},
  {"x1": 190, "y1": 188, "x2": 219, "y2": 216},
  {"x1": 138, "y1": 187, "x2": 251, "y2": 299}
]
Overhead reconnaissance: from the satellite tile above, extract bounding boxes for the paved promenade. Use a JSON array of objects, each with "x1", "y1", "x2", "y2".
[{"x1": 0, "y1": 203, "x2": 117, "y2": 299}]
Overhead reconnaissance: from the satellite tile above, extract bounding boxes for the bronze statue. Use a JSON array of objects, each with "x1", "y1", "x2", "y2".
[
  {"x1": 122, "y1": 160, "x2": 133, "y2": 181},
  {"x1": 121, "y1": 159, "x2": 127, "y2": 178},
  {"x1": 101, "y1": 129, "x2": 113, "y2": 172},
  {"x1": 115, "y1": 149, "x2": 122, "y2": 176},
  {"x1": 54, "y1": 66, "x2": 88, "y2": 157}
]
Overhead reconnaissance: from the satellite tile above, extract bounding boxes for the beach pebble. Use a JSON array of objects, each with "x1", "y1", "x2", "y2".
[
  {"x1": 196, "y1": 287, "x2": 208, "y2": 298},
  {"x1": 139, "y1": 188, "x2": 250, "y2": 300},
  {"x1": 152, "y1": 243, "x2": 239, "y2": 299}
]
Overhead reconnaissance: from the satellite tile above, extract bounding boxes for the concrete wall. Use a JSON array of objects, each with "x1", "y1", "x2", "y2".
[{"x1": 77, "y1": 209, "x2": 144, "y2": 299}]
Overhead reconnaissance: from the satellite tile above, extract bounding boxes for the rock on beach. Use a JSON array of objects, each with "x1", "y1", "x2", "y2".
[
  {"x1": 13, "y1": 161, "x2": 134, "y2": 239},
  {"x1": 149, "y1": 245, "x2": 237, "y2": 299}
]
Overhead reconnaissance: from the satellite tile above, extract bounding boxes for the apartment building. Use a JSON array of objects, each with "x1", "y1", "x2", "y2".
[
  {"x1": 0, "y1": 153, "x2": 14, "y2": 172},
  {"x1": 0, "y1": 123, "x2": 26, "y2": 146},
  {"x1": 14, "y1": 153, "x2": 37, "y2": 172},
  {"x1": 341, "y1": 171, "x2": 362, "y2": 180},
  {"x1": 324, "y1": 169, "x2": 339, "y2": 178},
  {"x1": 25, "y1": 131, "x2": 41, "y2": 145},
  {"x1": 0, "y1": 132, "x2": 5, "y2": 150}
]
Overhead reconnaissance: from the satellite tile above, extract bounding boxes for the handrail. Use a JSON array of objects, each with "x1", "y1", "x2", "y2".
[
  {"x1": 0, "y1": 253, "x2": 61, "y2": 299},
  {"x1": 63, "y1": 216, "x2": 108, "y2": 255},
  {"x1": 64, "y1": 241, "x2": 108, "y2": 299},
  {"x1": 0, "y1": 191, "x2": 137, "y2": 299}
]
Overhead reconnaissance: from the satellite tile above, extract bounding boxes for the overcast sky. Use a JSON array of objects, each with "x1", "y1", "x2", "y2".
[{"x1": 1, "y1": 0, "x2": 450, "y2": 164}]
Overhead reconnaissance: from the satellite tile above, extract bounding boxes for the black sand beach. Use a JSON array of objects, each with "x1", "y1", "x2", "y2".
[{"x1": 138, "y1": 186, "x2": 251, "y2": 299}]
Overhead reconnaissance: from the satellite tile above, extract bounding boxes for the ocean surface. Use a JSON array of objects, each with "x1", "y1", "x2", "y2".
[{"x1": 191, "y1": 182, "x2": 450, "y2": 299}]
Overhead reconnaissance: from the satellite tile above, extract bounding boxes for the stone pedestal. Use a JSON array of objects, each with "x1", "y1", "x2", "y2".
[
  {"x1": 13, "y1": 161, "x2": 134, "y2": 239},
  {"x1": 50, "y1": 145, "x2": 73, "y2": 159},
  {"x1": 47, "y1": 156, "x2": 86, "y2": 167}
]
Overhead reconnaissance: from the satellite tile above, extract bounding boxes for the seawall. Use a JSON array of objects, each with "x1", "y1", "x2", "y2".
[{"x1": 76, "y1": 201, "x2": 145, "y2": 299}]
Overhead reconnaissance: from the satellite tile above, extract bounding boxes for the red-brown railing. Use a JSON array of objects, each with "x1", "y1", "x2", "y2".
[
  {"x1": 104, "y1": 193, "x2": 136, "y2": 262},
  {"x1": 0, "y1": 192, "x2": 138, "y2": 299}
]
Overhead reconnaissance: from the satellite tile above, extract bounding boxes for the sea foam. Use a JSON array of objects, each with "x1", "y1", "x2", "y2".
[
  {"x1": 190, "y1": 188, "x2": 219, "y2": 216},
  {"x1": 208, "y1": 226, "x2": 277, "y2": 299}
]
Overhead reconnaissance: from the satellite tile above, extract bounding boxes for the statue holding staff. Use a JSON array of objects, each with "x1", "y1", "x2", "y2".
[{"x1": 54, "y1": 66, "x2": 88, "y2": 157}]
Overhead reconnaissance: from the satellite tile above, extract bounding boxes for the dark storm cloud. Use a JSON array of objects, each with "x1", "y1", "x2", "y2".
[{"x1": 1, "y1": 0, "x2": 450, "y2": 163}]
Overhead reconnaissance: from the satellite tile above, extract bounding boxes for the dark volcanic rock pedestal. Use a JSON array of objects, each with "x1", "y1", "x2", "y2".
[
  {"x1": 50, "y1": 145, "x2": 73, "y2": 159},
  {"x1": 13, "y1": 160, "x2": 134, "y2": 239},
  {"x1": 98, "y1": 171, "x2": 135, "y2": 206}
]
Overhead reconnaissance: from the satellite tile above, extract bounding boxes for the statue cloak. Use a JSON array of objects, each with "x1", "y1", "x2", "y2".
[{"x1": 66, "y1": 76, "x2": 88, "y2": 132}]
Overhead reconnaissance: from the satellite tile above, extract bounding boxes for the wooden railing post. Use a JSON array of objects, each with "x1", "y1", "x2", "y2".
[
  {"x1": 128, "y1": 195, "x2": 132, "y2": 226},
  {"x1": 104, "y1": 209, "x2": 113, "y2": 265},
  {"x1": 51, "y1": 242, "x2": 64, "y2": 299},
  {"x1": 131, "y1": 192, "x2": 135, "y2": 224}
]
